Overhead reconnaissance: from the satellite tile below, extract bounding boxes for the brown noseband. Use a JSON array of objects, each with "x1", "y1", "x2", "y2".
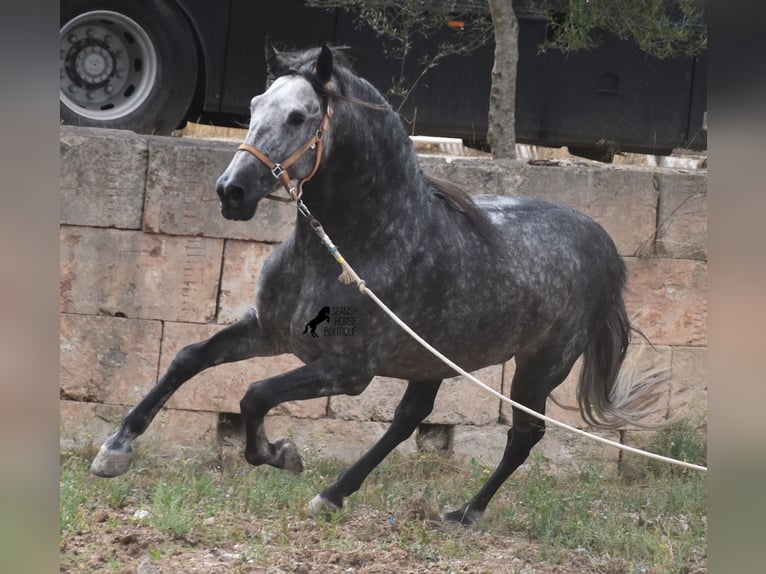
[{"x1": 237, "y1": 106, "x2": 333, "y2": 203}]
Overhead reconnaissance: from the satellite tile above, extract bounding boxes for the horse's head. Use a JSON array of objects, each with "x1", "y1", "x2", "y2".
[{"x1": 216, "y1": 45, "x2": 335, "y2": 220}]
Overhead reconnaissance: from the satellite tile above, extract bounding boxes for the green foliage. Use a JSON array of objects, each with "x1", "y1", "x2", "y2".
[
  {"x1": 149, "y1": 471, "x2": 215, "y2": 538},
  {"x1": 533, "y1": 0, "x2": 707, "y2": 58},
  {"x1": 60, "y1": 453, "x2": 138, "y2": 537},
  {"x1": 489, "y1": 454, "x2": 706, "y2": 569},
  {"x1": 307, "y1": 1, "x2": 493, "y2": 110},
  {"x1": 60, "y1": 456, "x2": 97, "y2": 536},
  {"x1": 60, "y1": 448, "x2": 706, "y2": 571},
  {"x1": 645, "y1": 419, "x2": 708, "y2": 477}
]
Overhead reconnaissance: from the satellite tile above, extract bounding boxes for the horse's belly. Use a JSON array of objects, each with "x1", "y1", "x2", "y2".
[{"x1": 373, "y1": 303, "x2": 528, "y2": 381}]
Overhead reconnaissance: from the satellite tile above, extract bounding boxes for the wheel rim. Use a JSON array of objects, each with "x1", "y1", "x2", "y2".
[{"x1": 60, "y1": 10, "x2": 158, "y2": 121}]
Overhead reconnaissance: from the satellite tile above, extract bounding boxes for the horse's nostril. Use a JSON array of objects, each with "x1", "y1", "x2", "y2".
[
  {"x1": 216, "y1": 176, "x2": 248, "y2": 212},
  {"x1": 218, "y1": 184, "x2": 244, "y2": 208},
  {"x1": 227, "y1": 186, "x2": 244, "y2": 206}
]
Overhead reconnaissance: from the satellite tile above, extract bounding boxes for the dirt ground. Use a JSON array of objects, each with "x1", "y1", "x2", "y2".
[{"x1": 60, "y1": 501, "x2": 656, "y2": 574}]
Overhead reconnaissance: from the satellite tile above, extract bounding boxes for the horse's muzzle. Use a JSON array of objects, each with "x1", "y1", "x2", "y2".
[{"x1": 216, "y1": 177, "x2": 257, "y2": 220}]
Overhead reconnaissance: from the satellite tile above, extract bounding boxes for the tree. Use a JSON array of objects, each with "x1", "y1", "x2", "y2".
[
  {"x1": 535, "y1": 0, "x2": 707, "y2": 59},
  {"x1": 308, "y1": 0, "x2": 492, "y2": 116},
  {"x1": 487, "y1": 0, "x2": 518, "y2": 159},
  {"x1": 309, "y1": 0, "x2": 707, "y2": 160}
]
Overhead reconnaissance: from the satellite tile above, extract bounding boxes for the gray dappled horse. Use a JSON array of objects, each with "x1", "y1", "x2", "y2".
[{"x1": 90, "y1": 45, "x2": 660, "y2": 524}]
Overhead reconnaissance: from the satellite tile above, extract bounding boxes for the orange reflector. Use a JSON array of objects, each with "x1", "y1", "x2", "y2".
[{"x1": 447, "y1": 20, "x2": 465, "y2": 29}]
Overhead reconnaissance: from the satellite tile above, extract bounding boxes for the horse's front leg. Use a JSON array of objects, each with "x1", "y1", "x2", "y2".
[
  {"x1": 90, "y1": 309, "x2": 275, "y2": 477},
  {"x1": 239, "y1": 355, "x2": 371, "y2": 473}
]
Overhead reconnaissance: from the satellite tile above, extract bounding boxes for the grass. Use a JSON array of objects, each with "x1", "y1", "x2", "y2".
[
  {"x1": 60, "y1": 423, "x2": 706, "y2": 573},
  {"x1": 489, "y1": 454, "x2": 706, "y2": 568}
]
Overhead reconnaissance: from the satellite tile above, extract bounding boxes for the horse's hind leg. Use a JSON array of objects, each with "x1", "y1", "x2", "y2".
[
  {"x1": 443, "y1": 352, "x2": 577, "y2": 525},
  {"x1": 90, "y1": 309, "x2": 273, "y2": 477},
  {"x1": 309, "y1": 379, "x2": 443, "y2": 514}
]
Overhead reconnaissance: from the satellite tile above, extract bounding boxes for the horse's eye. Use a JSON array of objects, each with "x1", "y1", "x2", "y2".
[{"x1": 287, "y1": 111, "x2": 306, "y2": 126}]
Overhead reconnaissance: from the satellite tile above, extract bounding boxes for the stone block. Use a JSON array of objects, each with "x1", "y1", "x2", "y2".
[
  {"x1": 589, "y1": 167, "x2": 660, "y2": 257},
  {"x1": 60, "y1": 313, "x2": 162, "y2": 405},
  {"x1": 329, "y1": 364, "x2": 502, "y2": 426},
  {"x1": 60, "y1": 126, "x2": 147, "y2": 229},
  {"x1": 427, "y1": 365, "x2": 503, "y2": 425},
  {"x1": 60, "y1": 400, "x2": 121, "y2": 452},
  {"x1": 505, "y1": 162, "x2": 589, "y2": 202},
  {"x1": 160, "y1": 322, "x2": 325, "y2": 417},
  {"x1": 655, "y1": 170, "x2": 707, "y2": 260},
  {"x1": 264, "y1": 415, "x2": 417, "y2": 464},
  {"x1": 452, "y1": 424, "x2": 507, "y2": 467},
  {"x1": 668, "y1": 346, "x2": 707, "y2": 424},
  {"x1": 419, "y1": 156, "x2": 508, "y2": 196},
  {"x1": 217, "y1": 240, "x2": 278, "y2": 324},
  {"x1": 328, "y1": 377, "x2": 407, "y2": 422},
  {"x1": 503, "y1": 164, "x2": 658, "y2": 257},
  {"x1": 624, "y1": 257, "x2": 707, "y2": 346},
  {"x1": 533, "y1": 427, "x2": 621, "y2": 475},
  {"x1": 143, "y1": 136, "x2": 295, "y2": 242},
  {"x1": 60, "y1": 226, "x2": 223, "y2": 323},
  {"x1": 138, "y1": 407, "x2": 219, "y2": 458},
  {"x1": 455, "y1": 422, "x2": 620, "y2": 476},
  {"x1": 60, "y1": 400, "x2": 218, "y2": 459}
]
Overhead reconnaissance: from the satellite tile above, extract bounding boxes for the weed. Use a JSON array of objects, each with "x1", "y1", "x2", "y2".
[
  {"x1": 645, "y1": 420, "x2": 708, "y2": 478},
  {"x1": 107, "y1": 555, "x2": 124, "y2": 571},
  {"x1": 148, "y1": 547, "x2": 162, "y2": 560},
  {"x1": 487, "y1": 447, "x2": 706, "y2": 571},
  {"x1": 59, "y1": 449, "x2": 706, "y2": 572},
  {"x1": 59, "y1": 455, "x2": 99, "y2": 537}
]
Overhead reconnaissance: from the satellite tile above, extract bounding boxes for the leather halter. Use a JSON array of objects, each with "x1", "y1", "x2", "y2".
[{"x1": 236, "y1": 105, "x2": 333, "y2": 203}]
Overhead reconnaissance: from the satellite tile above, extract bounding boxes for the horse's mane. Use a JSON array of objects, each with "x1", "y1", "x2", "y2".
[
  {"x1": 425, "y1": 175, "x2": 502, "y2": 249},
  {"x1": 268, "y1": 46, "x2": 383, "y2": 107}
]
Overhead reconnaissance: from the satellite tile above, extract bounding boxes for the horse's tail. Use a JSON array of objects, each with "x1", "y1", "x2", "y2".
[
  {"x1": 302, "y1": 323, "x2": 309, "y2": 334},
  {"x1": 577, "y1": 280, "x2": 667, "y2": 429}
]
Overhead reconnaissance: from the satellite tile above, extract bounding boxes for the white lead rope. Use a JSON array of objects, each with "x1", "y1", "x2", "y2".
[{"x1": 302, "y1": 204, "x2": 707, "y2": 473}]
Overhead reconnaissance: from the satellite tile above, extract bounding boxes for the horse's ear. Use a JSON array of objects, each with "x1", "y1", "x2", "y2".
[
  {"x1": 264, "y1": 38, "x2": 284, "y2": 78},
  {"x1": 265, "y1": 36, "x2": 290, "y2": 82},
  {"x1": 316, "y1": 45, "x2": 333, "y2": 85}
]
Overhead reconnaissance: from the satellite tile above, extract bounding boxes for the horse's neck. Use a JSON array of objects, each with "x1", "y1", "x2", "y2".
[{"x1": 301, "y1": 106, "x2": 428, "y2": 230}]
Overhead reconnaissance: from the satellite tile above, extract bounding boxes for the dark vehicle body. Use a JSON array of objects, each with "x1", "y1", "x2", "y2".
[{"x1": 60, "y1": 0, "x2": 706, "y2": 157}]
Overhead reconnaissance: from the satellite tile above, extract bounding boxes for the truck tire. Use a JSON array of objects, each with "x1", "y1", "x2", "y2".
[{"x1": 60, "y1": 0, "x2": 198, "y2": 134}]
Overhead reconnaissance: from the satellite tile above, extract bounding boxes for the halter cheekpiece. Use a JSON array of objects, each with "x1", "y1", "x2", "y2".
[{"x1": 236, "y1": 85, "x2": 333, "y2": 203}]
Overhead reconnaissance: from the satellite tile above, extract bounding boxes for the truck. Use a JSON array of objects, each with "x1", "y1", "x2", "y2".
[{"x1": 60, "y1": 0, "x2": 706, "y2": 159}]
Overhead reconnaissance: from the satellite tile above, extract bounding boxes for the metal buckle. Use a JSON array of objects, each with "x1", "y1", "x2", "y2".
[
  {"x1": 296, "y1": 198, "x2": 312, "y2": 220},
  {"x1": 271, "y1": 164, "x2": 285, "y2": 179}
]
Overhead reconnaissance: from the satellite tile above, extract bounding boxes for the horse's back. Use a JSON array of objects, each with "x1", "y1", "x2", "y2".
[
  {"x1": 473, "y1": 193, "x2": 626, "y2": 332},
  {"x1": 475, "y1": 194, "x2": 621, "y2": 268}
]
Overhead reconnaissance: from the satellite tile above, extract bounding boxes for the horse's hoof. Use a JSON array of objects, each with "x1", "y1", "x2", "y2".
[
  {"x1": 273, "y1": 439, "x2": 303, "y2": 474},
  {"x1": 89, "y1": 442, "x2": 134, "y2": 477},
  {"x1": 308, "y1": 494, "x2": 341, "y2": 517},
  {"x1": 442, "y1": 506, "x2": 483, "y2": 526}
]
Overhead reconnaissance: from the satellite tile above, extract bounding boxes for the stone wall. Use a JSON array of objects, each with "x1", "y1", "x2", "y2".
[{"x1": 59, "y1": 126, "x2": 707, "y2": 473}]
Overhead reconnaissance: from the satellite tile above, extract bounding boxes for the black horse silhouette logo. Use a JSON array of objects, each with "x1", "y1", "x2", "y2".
[{"x1": 303, "y1": 306, "x2": 331, "y2": 337}]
